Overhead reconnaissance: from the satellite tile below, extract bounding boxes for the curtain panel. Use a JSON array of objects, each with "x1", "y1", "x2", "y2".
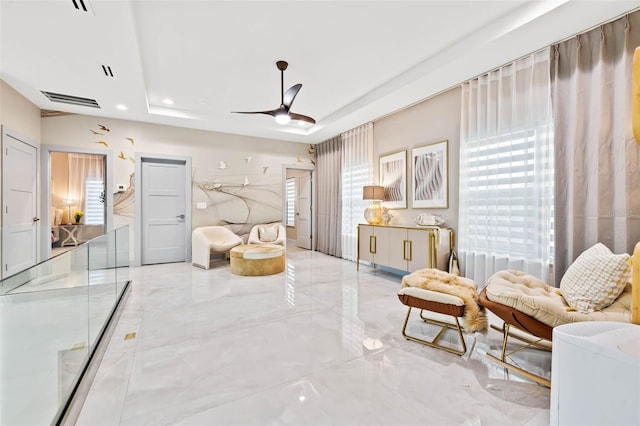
[
  {"x1": 68, "y1": 153, "x2": 105, "y2": 222},
  {"x1": 341, "y1": 123, "x2": 374, "y2": 262},
  {"x1": 315, "y1": 136, "x2": 343, "y2": 257},
  {"x1": 458, "y1": 49, "x2": 554, "y2": 285},
  {"x1": 551, "y1": 11, "x2": 640, "y2": 284}
]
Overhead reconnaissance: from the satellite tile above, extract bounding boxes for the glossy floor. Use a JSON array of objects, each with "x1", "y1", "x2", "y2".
[{"x1": 76, "y1": 247, "x2": 551, "y2": 425}]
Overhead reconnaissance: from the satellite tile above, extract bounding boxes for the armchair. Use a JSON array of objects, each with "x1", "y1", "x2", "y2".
[
  {"x1": 478, "y1": 242, "x2": 638, "y2": 387},
  {"x1": 192, "y1": 226, "x2": 243, "y2": 269}
]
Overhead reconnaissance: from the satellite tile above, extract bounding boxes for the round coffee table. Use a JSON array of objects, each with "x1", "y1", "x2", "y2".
[{"x1": 230, "y1": 244, "x2": 285, "y2": 276}]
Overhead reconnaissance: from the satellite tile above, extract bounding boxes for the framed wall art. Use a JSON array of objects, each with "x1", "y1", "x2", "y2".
[
  {"x1": 378, "y1": 150, "x2": 407, "y2": 209},
  {"x1": 411, "y1": 140, "x2": 448, "y2": 208}
]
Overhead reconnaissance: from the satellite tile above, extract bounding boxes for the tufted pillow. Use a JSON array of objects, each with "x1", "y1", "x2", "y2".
[
  {"x1": 559, "y1": 243, "x2": 630, "y2": 314},
  {"x1": 258, "y1": 225, "x2": 278, "y2": 242}
]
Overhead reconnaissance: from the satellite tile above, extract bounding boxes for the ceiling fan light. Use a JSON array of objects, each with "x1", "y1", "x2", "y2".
[{"x1": 274, "y1": 112, "x2": 291, "y2": 125}]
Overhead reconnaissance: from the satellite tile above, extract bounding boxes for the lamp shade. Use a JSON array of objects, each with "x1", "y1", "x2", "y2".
[{"x1": 363, "y1": 185, "x2": 385, "y2": 201}]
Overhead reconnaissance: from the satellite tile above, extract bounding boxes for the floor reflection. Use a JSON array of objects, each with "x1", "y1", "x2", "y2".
[{"x1": 75, "y1": 246, "x2": 551, "y2": 425}]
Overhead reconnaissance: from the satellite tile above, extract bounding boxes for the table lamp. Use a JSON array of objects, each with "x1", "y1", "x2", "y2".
[{"x1": 362, "y1": 185, "x2": 385, "y2": 225}]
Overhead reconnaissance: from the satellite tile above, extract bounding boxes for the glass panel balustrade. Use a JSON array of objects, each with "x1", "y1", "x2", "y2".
[{"x1": 0, "y1": 225, "x2": 130, "y2": 425}]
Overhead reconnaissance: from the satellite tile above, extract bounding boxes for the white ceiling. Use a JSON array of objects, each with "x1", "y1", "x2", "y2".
[{"x1": 1, "y1": 0, "x2": 638, "y2": 144}]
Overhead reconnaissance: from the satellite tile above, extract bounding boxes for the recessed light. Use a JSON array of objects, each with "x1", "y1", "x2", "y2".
[
  {"x1": 162, "y1": 98, "x2": 174, "y2": 105},
  {"x1": 116, "y1": 104, "x2": 128, "y2": 111}
]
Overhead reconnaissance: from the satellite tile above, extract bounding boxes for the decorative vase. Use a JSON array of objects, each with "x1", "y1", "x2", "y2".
[
  {"x1": 74, "y1": 215, "x2": 81, "y2": 224},
  {"x1": 381, "y1": 207, "x2": 393, "y2": 225}
]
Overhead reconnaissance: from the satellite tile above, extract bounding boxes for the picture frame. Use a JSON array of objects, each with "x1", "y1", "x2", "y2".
[
  {"x1": 411, "y1": 140, "x2": 448, "y2": 208},
  {"x1": 378, "y1": 150, "x2": 407, "y2": 209}
]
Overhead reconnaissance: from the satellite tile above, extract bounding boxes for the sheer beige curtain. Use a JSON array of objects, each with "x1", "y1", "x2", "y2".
[
  {"x1": 315, "y1": 136, "x2": 343, "y2": 256},
  {"x1": 341, "y1": 123, "x2": 374, "y2": 262},
  {"x1": 551, "y1": 11, "x2": 640, "y2": 284},
  {"x1": 458, "y1": 49, "x2": 554, "y2": 285},
  {"x1": 68, "y1": 153, "x2": 104, "y2": 221}
]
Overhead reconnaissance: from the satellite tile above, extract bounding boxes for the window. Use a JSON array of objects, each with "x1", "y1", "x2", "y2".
[
  {"x1": 84, "y1": 178, "x2": 105, "y2": 225},
  {"x1": 286, "y1": 177, "x2": 295, "y2": 226},
  {"x1": 461, "y1": 128, "x2": 553, "y2": 257}
]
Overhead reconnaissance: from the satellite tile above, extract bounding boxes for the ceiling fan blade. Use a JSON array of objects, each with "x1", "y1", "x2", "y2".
[
  {"x1": 290, "y1": 112, "x2": 316, "y2": 125},
  {"x1": 283, "y1": 84, "x2": 302, "y2": 108},
  {"x1": 232, "y1": 109, "x2": 277, "y2": 117}
]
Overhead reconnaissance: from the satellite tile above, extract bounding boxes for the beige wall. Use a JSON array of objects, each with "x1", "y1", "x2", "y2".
[
  {"x1": 0, "y1": 80, "x2": 41, "y2": 143},
  {"x1": 373, "y1": 86, "x2": 461, "y2": 243},
  {"x1": 0, "y1": 79, "x2": 41, "y2": 267}
]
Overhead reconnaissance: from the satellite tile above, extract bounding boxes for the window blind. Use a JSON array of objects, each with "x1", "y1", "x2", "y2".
[
  {"x1": 286, "y1": 177, "x2": 295, "y2": 226},
  {"x1": 84, "y1": 178, "x2": 105, "y2": 225}
]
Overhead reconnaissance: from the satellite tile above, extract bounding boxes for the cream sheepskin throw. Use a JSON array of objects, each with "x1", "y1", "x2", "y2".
[{"x1": 401, "y1": 268, "x2": 487, "y2": 333}]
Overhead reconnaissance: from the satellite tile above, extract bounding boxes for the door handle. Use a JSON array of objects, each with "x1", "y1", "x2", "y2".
[
  {"x1": 176, "y1": 214, "x2": 185, "y2": 219},
  {"x1": 33, "y1": 217, "x2": 40, "y2": 222}
]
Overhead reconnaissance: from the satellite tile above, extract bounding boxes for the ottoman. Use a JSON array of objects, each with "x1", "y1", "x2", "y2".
[{"x1": 230, "y1": 244, "x2": 285, "y2": 276}]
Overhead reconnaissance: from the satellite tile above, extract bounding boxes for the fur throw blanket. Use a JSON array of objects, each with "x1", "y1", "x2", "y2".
[{"x1": 401, "y1": 268, "x2": 487, "y2": 333}]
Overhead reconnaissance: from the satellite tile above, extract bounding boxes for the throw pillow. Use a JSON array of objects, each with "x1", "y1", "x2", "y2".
[
  {"x1": 258, "y1": 225, "x2": 278, "y2": 242},
  {"x1": 559, "y1": 243, "x2": 630, "y2": 314}
]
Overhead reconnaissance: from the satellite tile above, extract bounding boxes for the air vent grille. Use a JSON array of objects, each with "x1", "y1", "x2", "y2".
[
  {"x1": 41, "y1": 91, "x2": 100, "y2": 108},
  {"x1": 102, "y1": 65, "x2": 114, "y2": 77},
  {"x1": 72, "y1": 0, "x2": 89, "y2": 12}
]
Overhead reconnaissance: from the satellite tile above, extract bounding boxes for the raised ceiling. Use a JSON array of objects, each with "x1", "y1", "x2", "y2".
[{"x1": 1, "y1": 1, "x2": 637, "y2": 143}]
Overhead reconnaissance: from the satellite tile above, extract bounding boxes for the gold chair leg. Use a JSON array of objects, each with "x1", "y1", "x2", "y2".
[
  {"x1": 486, "y1": 322, "x2": 551, "y2": 388},
  {"x1": 401, "y1": 307, "x2": 467, "y2": 356}
]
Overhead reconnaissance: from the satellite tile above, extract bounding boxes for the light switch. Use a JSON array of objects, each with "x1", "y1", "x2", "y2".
[{"x1": 196, "y1": 202, "x2": 207, "y2": 209}]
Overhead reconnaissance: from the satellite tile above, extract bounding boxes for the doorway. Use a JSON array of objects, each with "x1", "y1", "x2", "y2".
[
  {"x1": 283, "y1": 165, "x2": 315, "y2": 250},
  {"x1": 2, "y1": 127, "x2": 38, "y2": 278},
  {"x1": 40, "y1": 145, "x2": 114, "y2": 260},
  {"x1": 134, "y1": 153, "x2": 191, "y2": 266}
]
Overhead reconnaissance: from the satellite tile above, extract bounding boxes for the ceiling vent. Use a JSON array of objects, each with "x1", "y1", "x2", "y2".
[
  {"x1": 41, "y1": 91, "x2": 100, "y2": 109},
  {"x1": 101, "y1": 65, "x2": 114, "y2": 78},
  {"x1": 71, "y1": 0, "x2": 93, "y2": 14}
]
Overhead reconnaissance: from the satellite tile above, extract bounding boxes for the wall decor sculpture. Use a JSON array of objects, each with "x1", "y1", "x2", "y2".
[
  {"x1": 379, "y1": 150, "x2": 407, "y2": 209},
  {"x1": 411, "y1": 140, "x2": 448, "y2": 208}
]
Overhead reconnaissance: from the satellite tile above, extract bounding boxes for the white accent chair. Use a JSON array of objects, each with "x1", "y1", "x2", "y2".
[
  {"x1": 192, "y1": 226, "x2": 243, "y2": 269},
  {"x1": 247, "y1": 223, "x2": 286, "y2": 246}
]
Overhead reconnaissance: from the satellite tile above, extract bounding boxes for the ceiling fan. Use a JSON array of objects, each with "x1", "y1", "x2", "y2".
[{"x1": 233, "y1": 60, "x2": 316, "y2": 125}]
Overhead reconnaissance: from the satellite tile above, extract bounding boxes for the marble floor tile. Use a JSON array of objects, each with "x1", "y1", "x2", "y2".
[{"x1": 75, "y1": 247, "x2": 551, "y2": 425}]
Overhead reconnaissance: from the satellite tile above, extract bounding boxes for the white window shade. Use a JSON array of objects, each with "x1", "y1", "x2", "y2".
[
  {"x1": 286, "y1": 177, "x2": 295, "y2": 226},
  {"x1": 84, "y1": 178, "x2": 104, "y2": 225}
]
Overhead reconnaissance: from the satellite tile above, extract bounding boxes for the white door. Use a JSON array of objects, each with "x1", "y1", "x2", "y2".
[
  {"x1": 296, "y1": 171, "x2": 312, "y2": 250},
  {"x1": 2, "y1": 130, "x2": 38, "y2": 278},
  {"x1": 141, "y1": 160, "x2": 186, "y2": 265}
]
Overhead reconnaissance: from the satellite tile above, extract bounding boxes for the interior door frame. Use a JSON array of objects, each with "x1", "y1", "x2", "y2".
[
  {"x1": 2, "y1": 126, "x2": 39, "y2": 277},
  {"x1": 282, "y1": 164, "x2": 315, "y2": 251},
  {"x1": 40, "y1": 145, "x2": 114, "y2": 259},
  {"x1": 134, "y1": 152, "x2": 192, "y2": 267}
]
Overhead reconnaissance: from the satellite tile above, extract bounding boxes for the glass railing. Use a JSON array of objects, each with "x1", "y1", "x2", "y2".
[{"x1": 0, "y1": 225, "x2": 130, "y2": 425}]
